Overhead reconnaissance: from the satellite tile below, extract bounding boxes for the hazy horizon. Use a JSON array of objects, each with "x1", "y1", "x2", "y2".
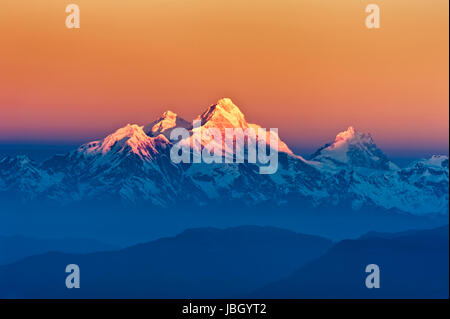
[
  {"x1": 1, "y1": 0, "x2": 448, "y2": 150},
  {"x1": 1, "y1": 139, "x2": 447, "y2": 167}
]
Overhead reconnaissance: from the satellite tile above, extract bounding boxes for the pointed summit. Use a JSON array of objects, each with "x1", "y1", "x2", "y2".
[
  {"x1": 332, "y1": 126, "x2": 374, "y2": 146},
  {"x1": 216, "y1": 98, "x2": 242, "y2": 113},
  {"x1": 312, "y1": 126, "x2": 397, "y2": 170},
  {"x1": 184, "y1": 98, "x2": 295, "y2": 156},
  {"x1": 100, "y1": 124, "x2": 151, "y2": 154},
  {"x1": 335, "y1": 126, "x2": 355, "y2": 141},
  {"x1": 144, "y1": 110, "x2": 190, "y2": 138},
  {"x1": 197, "y1": 98, "x2": 248, "y2": 129}
]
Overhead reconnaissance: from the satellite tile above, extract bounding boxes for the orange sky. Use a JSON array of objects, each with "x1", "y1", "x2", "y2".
[{"x1": 0, "y1": 0, "x2": 448, "y2": 152}]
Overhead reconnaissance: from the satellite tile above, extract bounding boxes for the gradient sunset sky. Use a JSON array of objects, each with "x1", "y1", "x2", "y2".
[{"x1": 0, "y1": 0, "x2": 448, "y2": 155}]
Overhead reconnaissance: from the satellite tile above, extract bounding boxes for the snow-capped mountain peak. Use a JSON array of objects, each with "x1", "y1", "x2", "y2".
[
  {"x1": 144, "y1": 110, "x2": 190, "y2": 138},
  {"x1": 0, "y1": 155, "x2": 56, "y2": 196},
  {"x1": 78, "y1": 124, "x2": 168, "y2": 160},
  {"x1": 312, "y1": 126, "x2": 397, "y2": 171},
  {"x1": 0, "y1": 98, "x2": 446, "y2": 215},
  {"x1": 408, "y1": 155, "x2": 449, "y2": 170},
  {"x1": 0, "y1": 155, "x2": 36, "y2": 171},
  {"x1": 197, "y1": 98, "x2": 248, "y2": 129},
  {"x1": 420, "y1": 155, "x2": 449, "y2": 168},
  {"x1": 0, "y1": 155, "x2": 32, "y2": 166},
  {"x1": 331, "y1": 126, "x2": 374, "y2": 150},
  {"x1": 180, "y1": 98, "x2": 295, "y2": 156},
  {"x1": 101, "y1": 124, "x2": 148, "y2": 152}
]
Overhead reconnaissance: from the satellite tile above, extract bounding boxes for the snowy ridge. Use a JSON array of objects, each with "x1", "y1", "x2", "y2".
[
  {"x1": 0, "y1": 155, "x2": 61, "y2": 198},
  {"x1": 183, "y1": 98, "x2": 295, "y2": 157},
  {"x1": 197, "y1": 98, "x2": 248, "y2": 129},
  {"x1": 0, "y1": 98, "x2": 448, "y2": 214},
  {"x1": 78, "y1": 124, "x2": 171, "y2": 161}
]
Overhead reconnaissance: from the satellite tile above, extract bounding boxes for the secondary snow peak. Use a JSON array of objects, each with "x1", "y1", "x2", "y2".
[
  {"x1": 144, "y1": 110, "x2": 190, "y2": 138},
  {"x1": 77, "y1": 123, "x2": 164, "y2": 160},
  {"x1": 0, "y1": 98, "x2": 448, "y2": 215},
  {"x1": 312, "y1": 126, "x2": 396, "y2": 170}
]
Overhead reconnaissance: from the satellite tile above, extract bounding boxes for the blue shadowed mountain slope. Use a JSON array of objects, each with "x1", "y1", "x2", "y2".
[
  {"x1": 0, "y1": 235, "x2": 118, "y2": 265},
  {"x1": 251, "y1": 225, "x2": 449, "y2": 299},
  {"x1": 0, "y1": 226, "x2": 332, "y2": 298}
]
